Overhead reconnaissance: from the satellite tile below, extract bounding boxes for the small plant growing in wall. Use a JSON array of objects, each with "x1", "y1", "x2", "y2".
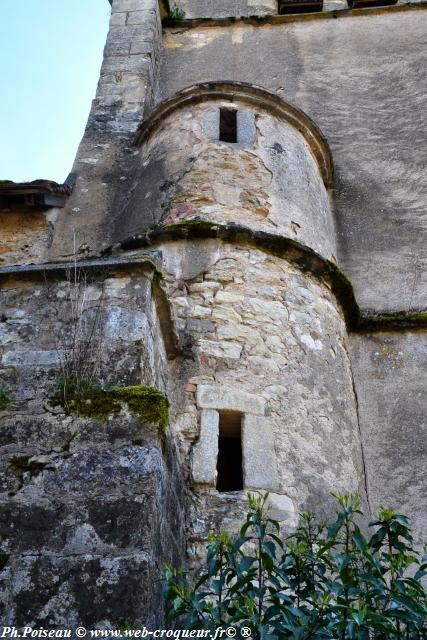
[
  {"x1": 169, "y1": 3, "x2": 186, "y2": 20},
  {"x1": 49, "y1": 240, "x2": 107, "y2": 409},
  {"x1": 46, "y1": 236, "x2": 170, "y2": 431},
  {"x1": 0, "y1": 385, "x2": 10, "y2": 409},
  {"x1": 164, "y1": 493, "x2": 427, "y2": 638}
]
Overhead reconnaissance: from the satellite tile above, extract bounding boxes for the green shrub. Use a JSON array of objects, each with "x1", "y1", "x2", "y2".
[{"x1": 164, "y1": 493, "x2": 427, "y2": 639}]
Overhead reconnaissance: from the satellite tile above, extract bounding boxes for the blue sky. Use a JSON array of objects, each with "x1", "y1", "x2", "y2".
[{"x1": 0, "y1": 1, "x2": 111, "y2": 183}]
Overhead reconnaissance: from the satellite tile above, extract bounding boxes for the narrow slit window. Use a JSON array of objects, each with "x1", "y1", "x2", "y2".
[
  {"x1": 219, "y1": 108, "x2": 238, "y2": 143},
  {"x1": 278, "y1": 0, "x2": 322, "y2": 14},
  {"x1": 216, "y1": 411, "x2": 243, "y2": 492}
]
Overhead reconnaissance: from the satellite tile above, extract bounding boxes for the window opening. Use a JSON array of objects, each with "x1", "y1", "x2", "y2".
[
  {"x1": 219, "y1": 108, "x2": 238, "y2": 143},
  {"x1": 348, "y1": 0, "x2": 397, "y2": 7},
  {"x1": 278, "y1": 0, "x2": 322, "y2": 14},
  {"x1": 216, "y1": 411, "x2": 243, "y2": 492}
]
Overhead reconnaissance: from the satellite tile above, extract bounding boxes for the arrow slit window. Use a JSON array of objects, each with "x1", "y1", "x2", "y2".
[{"x1": 216, "y1": 411, "x2": 243, "y2": 492}]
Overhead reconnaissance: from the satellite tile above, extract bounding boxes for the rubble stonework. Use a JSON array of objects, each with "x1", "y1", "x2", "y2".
[
  {"x1": 162, "y1": 242, "x2": 364, "y2": 516},
  {"x1": 0, "y1": 0, "x2": 426, "y2": 627}
]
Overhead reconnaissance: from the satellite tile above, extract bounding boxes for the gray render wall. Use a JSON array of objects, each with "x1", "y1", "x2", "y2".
[
  {"x1": 161, "y1": 9, "x2": 427, "y2": 313},
  {"x1": 349, "y1": 332, "x2": 427, "y2": 550}
]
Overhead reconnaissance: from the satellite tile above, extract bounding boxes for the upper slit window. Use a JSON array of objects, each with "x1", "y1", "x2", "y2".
[
  {"x1": 219, "y1": 108, "x2": 238, "y2": 143},
  {"x1": 278, "y1": 0, "x2": 322, "y2": 13},
  {"x1": 216, "y1": 411, "x2": 243, "y2": 492}
]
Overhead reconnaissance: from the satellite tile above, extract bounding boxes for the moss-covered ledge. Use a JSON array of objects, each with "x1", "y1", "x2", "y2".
[
  {"x1": 112, "y1": 220, "x2": 427, "y2": 334},
  {"x1": 113, "y1": 220, "x2": 360, "y2": 327},
  {"x1": 51, "y1": 384, "x2": 169, "y2": 433},
  {"x1": 358, "y1": 311, "x2": 427, "y2": 332}
]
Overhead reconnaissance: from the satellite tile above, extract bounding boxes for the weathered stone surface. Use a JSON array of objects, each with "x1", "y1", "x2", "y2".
[
  {"x1": 162, "y1": 239, "x2": 221, "y2": 281},
  {"x1": 0, "y1": 270, "x2": 169, "y2": 393},
  {"x1": 175, "y1": 0, "x2": 278, "y2": 19},
  {"x1": 112, "y1": 0, "x2": 157, "y2": 14},
  {"x1": 192, "y1": 409, "x2": 219, "y2": 484},
  {"x1": 0, "y1": 265, "x2": 185, "y2": 626},
  {"x1": 186, "y1": 489, "x2": 296, "y2": 568},
  {"x1": 350, "y1": 332, "x2": 427, "y2": 550},
  {"x1": 267, "y1": 492, "x2": 297, "y2": 526},
  {"x1": 242, "y1": 415, "x2": 280, "y2": 491},
  {"x1": 0, "y1": 210, "x2": 54, "y2": 266},
  {"x1": 0, "y1": 410, "x2": 186, "y2": 627},
  {"x1": 197, "y1": 383, "x2": 266, "y2": 415}
]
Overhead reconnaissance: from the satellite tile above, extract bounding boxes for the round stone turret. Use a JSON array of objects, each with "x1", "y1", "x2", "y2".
[
  {"x1": 120, "y1": 85, "x2": 367, "y2": 542},
  {"x1": 120, "y1": 82, "x2": 337, "y2": 262}
]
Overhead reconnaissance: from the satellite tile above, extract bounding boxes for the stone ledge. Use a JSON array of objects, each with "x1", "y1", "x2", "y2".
[
  {"x1": 0, "y1": 252, "x2": 162, "y2": 279},
  {"x1": 162, "y1": 1, "x2": 427, "y2": 27}
]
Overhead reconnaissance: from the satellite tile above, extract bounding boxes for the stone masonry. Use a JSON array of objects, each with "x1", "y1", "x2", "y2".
[{"x1": 0, "y1": 0, "x2": 426, "y2": 628}]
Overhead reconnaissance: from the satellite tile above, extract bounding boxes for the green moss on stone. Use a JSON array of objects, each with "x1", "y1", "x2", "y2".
[
  {"x1": 8, "y1": 455, "x2": 46, "y2": 477},
  {"x1": 0, "y1": 386, "x2": 10, "y2": 409},
  {"x1": 0, "y1": 551, "x2": 9, "y2": 571},
  {"x1": 112, "y1": 386, "x2": 169, "y2": 430},
  {"x1": 410, "y1": 311, "x2": 427, "y2": 323},
  {"x1": 52, "y1": 382, "x2": 169, "y2": 432},
  {"x1": 359, "y1": 310, "x2": 427, "y2": 331}
]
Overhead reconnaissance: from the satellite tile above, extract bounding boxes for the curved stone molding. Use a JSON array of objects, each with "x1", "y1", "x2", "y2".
[
  {"x1": 134, "y1": 81, "x2": 334, "y2": 187},
  {"x1": 114, "y1": 220, "x2": 360, "y2": 329},
  {"x1": 112, "y1": 224, "x2": 427, "y2": 333}
]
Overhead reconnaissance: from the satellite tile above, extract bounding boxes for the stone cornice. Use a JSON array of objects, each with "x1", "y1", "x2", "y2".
[{"x1": 163, "y1": 2, "x2": 427, "y2": 28}]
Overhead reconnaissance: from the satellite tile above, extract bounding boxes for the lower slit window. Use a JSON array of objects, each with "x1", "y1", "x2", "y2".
[{"x1": 216, "y1": 411, "x2": 243, "y2": 492}]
